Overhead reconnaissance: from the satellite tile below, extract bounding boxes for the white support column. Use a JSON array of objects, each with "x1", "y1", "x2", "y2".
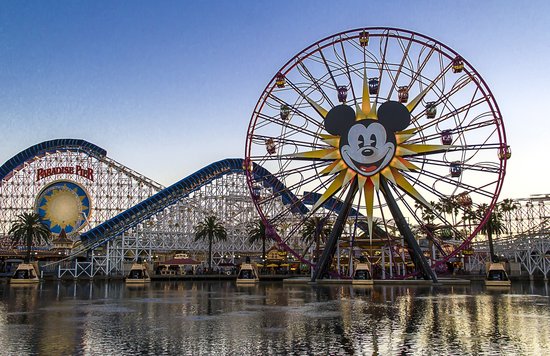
[
  {"x1": 389, "y1": 249, "x2": 393, "y2": 278},
  {"x1": 382, "y1": 248, "x2": 386, "y2": 279}
]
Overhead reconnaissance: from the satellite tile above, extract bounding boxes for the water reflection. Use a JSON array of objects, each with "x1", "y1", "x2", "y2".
[{"x1": 0, "y1": 280, "x2": 548, "y2": 355}]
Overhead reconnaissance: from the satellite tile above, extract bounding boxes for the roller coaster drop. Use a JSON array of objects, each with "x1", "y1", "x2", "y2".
[{"x1": 0, "y1": 140, "x2": 277, "y2": 277}]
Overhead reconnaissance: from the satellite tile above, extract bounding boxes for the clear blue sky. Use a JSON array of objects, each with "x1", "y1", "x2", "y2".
[{"x1": 0, "y1": 0, "x2": 548, "y2": 199}]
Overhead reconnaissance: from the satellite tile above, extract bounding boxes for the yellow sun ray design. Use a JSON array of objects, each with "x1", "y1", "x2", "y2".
[
  {"x1": 293, "y1": 77, "x2": 451, "y2": 240},
  {"x1": 43, "y1": 187, "x2": 86, "y2": 230}
]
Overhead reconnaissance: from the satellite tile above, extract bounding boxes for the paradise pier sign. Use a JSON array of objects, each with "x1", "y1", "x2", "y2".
[{"x1": 36, "y1": 165, "x2": 94, "y2": 182}]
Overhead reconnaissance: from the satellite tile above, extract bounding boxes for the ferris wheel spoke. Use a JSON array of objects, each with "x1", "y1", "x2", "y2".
[
  {"x1": 276, "y1": 161, "x2": 332, "y2": 180},
  {"x1": 258, "y1": 170, "x2": 335, "y2": 210},
  {"x1": 410, "y1": 96, "x2": 485, "y2": 135},
  {"x1": 266, "y1": 93, "x2": 326, "y2": 130},
  {"x1": 296, "y1": 61, "x2": 336, "y2": 108},
  {"x1": 402, "y1": 169, "x2": 497, "y2": 199},
  {"x1": 407, "y1": 115, "x2": 495, "y2": 146},
  {"x1": 317, "y1": 47, "x2": 340, "y2": 93},
  {"x1": 384, "y1": 34, "x2": 414, "y2": 100},
  {"x1": 407, "y1": 156, "x2": 501, "y2": 175},
  {"x1": 453, "y1": 116, "x2": 500, "y2": 138},
  {"x1": 285, "y1": 77, "x2": 329, "y2": 119},
  {"x1": 252, "y1": 110, "x2": 307, "y2": 133},
  {"x1": 372, "y1": 33, "x2": 390, "y2": 109},
  {"x1": 251, "y1": 132, "x2": 321, "y2": 147},
  {"x1": 254, "y1": 111, "x2": 322, "y2": 139},
  {"x1": 337, "y1": 38, "x2": 358, "y2": 107},
  {"x1": 400, "y1": 194, "x2": 467, "y2": 255},
  {"x1": 250, "y1": 134, "x2": 330, "y2": 154},
  {"x1": 400, "y1": 141, "x2": 501, "y2": 161},
  {"x1": 410, "y1": 46, "x2": 437, "y2": 86}
]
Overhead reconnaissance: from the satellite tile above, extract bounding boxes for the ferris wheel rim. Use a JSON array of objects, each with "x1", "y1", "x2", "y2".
[{"x1": 244, "y1": 27, "x2": 508, "y2": 273}]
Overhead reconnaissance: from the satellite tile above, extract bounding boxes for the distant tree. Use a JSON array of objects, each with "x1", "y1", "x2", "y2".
[
  {"x1": 477, "y1": 204, "x2": 507, "y2": 262},
  {"x1": 439, "y1": 196, "x2": 460, "y2": 225},
  {"x1": 247, "y1": 219, "x2": 272, "y2": 263},
  {"x1": 498, "y1": 198, "x2": 518, "y2": 229},
  {"x1": 301, "y1": 216, "x2": 331, "y2": 261},
  {"x1": 9, "y1": 212, "x2": 51, "y2": 263},
  {"x1": 415, "y1": 201, "x2": 436, "y2": 225},
  {"x1": 194, "y1": 216, "x2": 227, "y2": 270}
]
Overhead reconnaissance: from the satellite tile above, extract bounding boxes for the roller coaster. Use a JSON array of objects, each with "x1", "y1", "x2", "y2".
[{"x1": 0, "y1": 139, "x2": 548, "y2": 279}]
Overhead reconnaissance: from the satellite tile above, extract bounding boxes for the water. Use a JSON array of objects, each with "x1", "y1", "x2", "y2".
[{"x1": 0, "y1": 280, "x2": 549, "y2": 355}]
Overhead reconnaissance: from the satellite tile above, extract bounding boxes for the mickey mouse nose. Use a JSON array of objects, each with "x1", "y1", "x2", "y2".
[{"x1": 362, "y1": 148, "x2": 374, "y2": 157}]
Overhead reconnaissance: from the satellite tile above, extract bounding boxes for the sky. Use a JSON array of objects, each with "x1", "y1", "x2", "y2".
[{"x1": 0, "y1": 0, "x2": 548, "y2": 200}]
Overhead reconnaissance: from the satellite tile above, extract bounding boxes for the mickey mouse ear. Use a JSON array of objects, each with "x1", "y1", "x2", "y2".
[
  {"x1": 377, "y1": 101, "x2": 411, "y2": 132},
  {"x1": 324, "y1": 105, "x2": 356, "y2": 135}
]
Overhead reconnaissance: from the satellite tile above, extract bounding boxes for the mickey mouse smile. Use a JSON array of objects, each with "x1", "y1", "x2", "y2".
[{"x1": 342, "y1": 144, "x2": 394, "y2": 176}]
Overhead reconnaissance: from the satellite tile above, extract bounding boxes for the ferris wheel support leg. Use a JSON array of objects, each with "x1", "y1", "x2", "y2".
[
  {"x1": 380, "y1": 178, "x2": 438, "y2": 283},
  {"x1": 312, "y1": 179, "x2": 359, "y2": 282}
]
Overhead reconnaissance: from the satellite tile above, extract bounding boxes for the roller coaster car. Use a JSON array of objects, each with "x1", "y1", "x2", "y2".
[
  {"x1": 352, "y1": 263, "x2": 374, "y2": 285},
  {"x1": 485, "y1": 262, "x2": 511, "y2": 287},
  {"x1": 126, "y1": 263, "x2": 151, "y2": 284},
  {"x1": 236, "y1": 263, "x2": 259, "y2": 284},
  {"x1": 10, "y1": 263, "x2": 40, "y2": 284}
]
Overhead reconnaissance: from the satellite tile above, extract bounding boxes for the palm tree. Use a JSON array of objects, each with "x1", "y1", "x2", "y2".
[
  {"x1": 301, "y1": 216, "x2": 331, "y2": 261},
  {"x1": 498, "y1": 198, "x2": 517, "y2": 231},
  {"x1": 477, "y1": 204, "x2": 507, "y2": 262},
  {"x1": 9, "y1": 212, "x2": 51, "y2": 263},
  {"x1": 194, "y1": 216, "x2": 227, "y2": 270},
  {"x1": 247, "y1": 219, "x2": 271, "y2": 263},
  {"x1": 439, "y1": 196, "x2": 460, "y2": 225}
]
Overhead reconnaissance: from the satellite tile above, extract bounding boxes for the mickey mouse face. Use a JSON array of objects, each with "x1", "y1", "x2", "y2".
[
  {"x1": 340, "y1": 121, "x2": 395, "y2": 175},
  {"x1": 324, "y1": 101, "x2": 411, "y2": 177}
]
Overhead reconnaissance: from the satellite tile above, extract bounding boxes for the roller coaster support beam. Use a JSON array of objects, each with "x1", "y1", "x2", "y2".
[
  {"x1": 312, "y1": 179, "x2": 358, "y2": 282},
  {"x1": 380, "y1": 177, "x2": 438, "y2": 282}
]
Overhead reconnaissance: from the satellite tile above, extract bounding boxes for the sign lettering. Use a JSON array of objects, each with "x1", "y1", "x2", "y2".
[{"x1": 36, "y1": 165, "x2": 94, "y2": 182}]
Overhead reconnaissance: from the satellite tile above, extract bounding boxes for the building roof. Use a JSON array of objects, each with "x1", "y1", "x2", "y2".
[{"x1": 52, "y1": 229, "x2": 74, "y2": 246}]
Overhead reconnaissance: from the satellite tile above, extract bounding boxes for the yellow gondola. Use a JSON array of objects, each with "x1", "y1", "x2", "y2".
[
  {"x1": 10, "y1": 263, "x2": 40, "y2": 284},
  {"x1": 236, "y1": 263, "x2": 259, "y2": 284},
  {"x1": 485, "y1": 262, "x2": 511, "y2": 287},
  {"x1": 126, "y1": 262, "x2": 151, "y2": 284},
  {"x1": 352, "y1": 262, "x2": 374, "y2": 285}
]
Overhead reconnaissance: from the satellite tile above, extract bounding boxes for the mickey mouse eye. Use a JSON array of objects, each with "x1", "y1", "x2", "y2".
[
  {"x1": 370, "y1": 134, "x2": 377, "y2": 147},
  {"x1": 358, "y1": 135, "x2": 365, "y2": 148}
]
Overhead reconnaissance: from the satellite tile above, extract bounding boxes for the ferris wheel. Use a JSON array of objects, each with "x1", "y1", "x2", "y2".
[{"x1": 244, "y1": 28, "x2": 508, "y2": 280}]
